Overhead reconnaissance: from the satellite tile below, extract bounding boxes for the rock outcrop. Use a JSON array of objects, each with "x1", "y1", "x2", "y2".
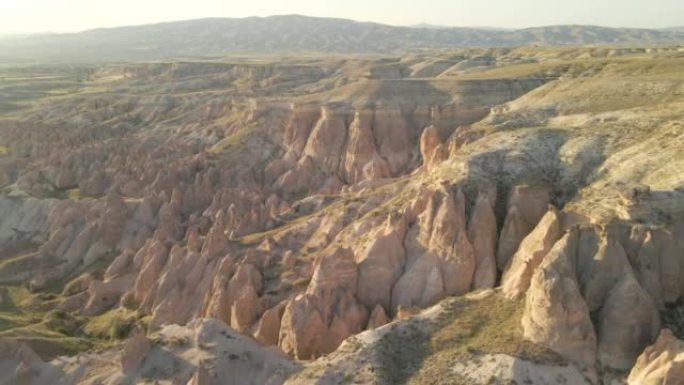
[
  {"x1": 367, "y1": 305, "x2": 390, "y2": 330},
  {"x1": 356, "y1": 225, "x2": 406, "y2": 313},
  {"x1": 230, "y1": 284, "x2": 260, "y2": 333},
  {"x1": 501, "y1": 206, "x2": 561, "y2": 299},
  {"x1": 8, "y1": 319, "x2": 299, "y2": 385},
  {"x1": 83, "y1": 275, "x2": 134, "y2": 316},
  {"x1": 468, "y1": 192, "x2": 498, "y2": 289},
  {"x1": 579, "y1": 232, "x2": 633, "y2": 312},
  {"x1": 0, "y1": 197, "x2": 52, "y2": 257},
  {"x1": 203, "y1": 261, "x2": 262, "y2": 328},
  {"x1": 522, "y1": 229, "x2": 597, "y2": 366},
  {"x1": 628, "y1": 329, "x2": 684, "y2": 385},
  {"x1": 597, "y1": 272, "x2": 661, "y2": 370},
  {"x1": 279, "y1": 294, "x2": 327, "y2": 360},
  {"x1": 120, "y1": 329, "x2": 151, "y2": 374},
  {"x1": 632, "y1": 229, "x2": 683, "y2": 310},
  {"x1": 392, "y1": 187, "x2": 474, "y2": 310},
  {"x1": 420, "y1": 125, "x2": 447, "y2": 170},
  {"x1": 254, "y1": 302, "x2": 286, "y2": 346},
  {"x1": 497, "y1": 186, "x2": 551, "y2": 270},
  {"x1": 519, "y1": 222, "x2": 674, "y2": 371},
  {"x1": 278, "y1": 248, "x2": 368, "y2": 359}
]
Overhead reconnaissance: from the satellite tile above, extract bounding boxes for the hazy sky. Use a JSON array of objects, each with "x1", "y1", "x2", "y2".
[{"x1": 1, "y1": 0, "x2": 683, "y2": 34}]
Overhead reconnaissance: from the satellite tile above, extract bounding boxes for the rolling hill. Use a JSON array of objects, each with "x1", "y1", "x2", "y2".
[{"x1": 1, "y1": 15, "x2": 683, "y2": 62}]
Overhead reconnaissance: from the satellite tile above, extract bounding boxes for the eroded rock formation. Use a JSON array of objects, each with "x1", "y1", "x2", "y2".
[
  {"x1": 522, "y1": 229, "x2": 598, "y2": 366},
  {"x1": 497, "y1": 186, "x2": 551, "y2": 270},
  {"x1": 628, "y1": 329, "x2": 684, "y2": 385},
  {"x1": 501, "y1": 206, "x2": 561, "y2": 299},
  {"x1": 597, "y1": 272, "x2": 661, "y2": 369},
  {"x1": 392, "y1": 187, "x2": 475, "y2": 310},
  {"x1": 468, "y1": 191, "x2": 498, "y2": 289},
  {"x1": 2, "y1": 50, "x2": 684, "y2": 384}
]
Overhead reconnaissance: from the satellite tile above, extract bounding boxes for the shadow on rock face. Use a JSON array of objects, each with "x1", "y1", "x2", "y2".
[{"x1": 662, "y1": 299, "x2": 684, "y2": 340}]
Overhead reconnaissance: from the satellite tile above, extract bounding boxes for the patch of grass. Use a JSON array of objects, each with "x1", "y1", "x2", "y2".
[
  {"x1": 44, "y1": 309, "x2": 82, "y2": 335},
  {"x1": 206, "y1": 121, "x2": 259, "y2": 156},
  {"x1": 0, "y1": 286, "x2": 62, "y2": 328},
  {"x1": 374, "y1": 318, "x2": 432, "y2": 385},
  {"x1": 66, "y1": 188, "x2": 81, "y2": 200},
  {"x1": 404, "y1": 292, "x2": 565, "y2": 385},
  {"x1": 0, "y1": 287, "x2": 31, "y2": 329},
  {"x1": 13, "y1": 335, "x2": 94, "y2": 360},
  {"x1": 0, "y1": 284, "x2": 123, "y2": 360},
  {"x1": 83, "y1": 308, "x2": 138, "y2": 340},
  {"x1": 1, "y1": 285, "x2": 35, "y2": 310},
  {"x1": 0, "y1": 314, "x2": 25, "y2": 330},
  {"x1": 432, "y1": 293, "x2": 562, "y2": 362},
  {"x1": 0, "y1": 285, "x2": 94, "y2": 360},
  {"x1": 293, "y1": 277, "x2": 311, "y2": 287}
]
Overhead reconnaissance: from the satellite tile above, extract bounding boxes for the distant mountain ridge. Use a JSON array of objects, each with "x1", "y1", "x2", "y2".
[{"x1": 1, "y1": 15, "x2": 683, "y2": 62}]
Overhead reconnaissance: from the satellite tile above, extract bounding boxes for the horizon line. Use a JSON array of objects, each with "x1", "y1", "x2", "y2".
[{"x1": 1, "y1": 14, "x2": 682, "y2": 36}]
